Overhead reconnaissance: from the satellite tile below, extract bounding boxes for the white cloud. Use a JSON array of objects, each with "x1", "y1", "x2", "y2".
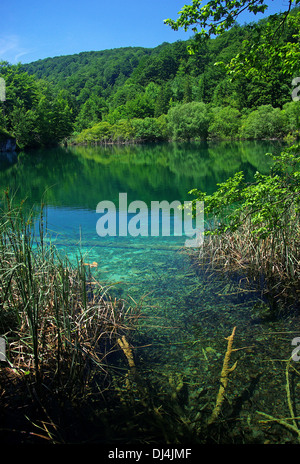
[
  {"x1": 0, "y1": 35, "x2": 34, "y2": 63},
  {"x1": 0, "y1": 35, "x2": 19, "y2": 55}
]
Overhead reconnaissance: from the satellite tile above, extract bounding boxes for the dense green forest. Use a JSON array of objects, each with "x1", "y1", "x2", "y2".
[
  {"x1": 1, "y1": 0, "x2": 300, "y2": 446},
  {"x1": 0, "y1": 7, "x2": 299, "y2": 148}
]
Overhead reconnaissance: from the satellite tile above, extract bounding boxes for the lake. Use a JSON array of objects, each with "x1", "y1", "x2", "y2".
[
  {"x1": 1, "y1": 139, "x2": 299, "y2": 443},
  {"x1": 0, "y1": 139, "x2": 276, "y2": 316}
]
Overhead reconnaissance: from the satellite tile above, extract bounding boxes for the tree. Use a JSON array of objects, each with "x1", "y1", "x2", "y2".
[
  {"x1": 9, "y1": 101, "x2": 37, "y2": 148},
  {"x1": 165, "y1": 1, "x2": 300, "y2": 79},
  {"x1": 226, "y1": 9, "x2": 300, "y2": 80},
  {"x1": 120, "y1": 94, "x2": 154, "y2": 119},
  {"x1": 183, "y1": 76, "x2": 193, "y2": 103},
  {"x1": 282, "y1": 101, "x2": 300, "y2": 136},
  {"x1": 188, "y1": 147, "x2": 300, "y2": 306},
  {"x1": 74, "y1": 94, "x2": 108, "y2": 132},
  {"x1": 166, "y1": 1, "x2": 300, "y2": 308},
  {"x1": 239, "y1": 105, "x2": 288, "y2": 139},
  {"x1": 208, "y1": 106, "x2": 241, "y2": 139},
  {"x1": 0, "y1": 62, "x2": 75, "y2": 147},
  {"x1": 0, "y1": 62, "x2": 39, "y2": 124},
  {"x1": 144, "y1": 82, "x2": 161, "y2": 106},
  {"x1": 167, "y1": 101, "x2": 210, "y2": 140},
  {"x1": 131, "y1": 116, "x2": 168, "y2": 142},
  {"x1": 33, "y1": 88, "x2": 73, "y2": 146},
  {"x1": 154, "y1": 83, "x2": 172, "y2": 117},
  {"x1": 164, "y1": 0, "x2": 297, "y2": 40}
]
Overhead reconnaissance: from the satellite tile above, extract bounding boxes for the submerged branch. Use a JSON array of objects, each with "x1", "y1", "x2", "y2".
[{"x1": 208, "y1": 326, "x2": 238, "y2": 425}]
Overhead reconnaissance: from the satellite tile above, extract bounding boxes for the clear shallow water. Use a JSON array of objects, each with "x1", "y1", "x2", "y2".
[
  {"x1": 0, "y1": 140, "x2": 276, "y2": 299},
  {"x1": 0, "y1": 140, "x2": 276, "y2": 319},
  {"x1": 1, "y1": 140, "x2": 299, "y2": 443}
]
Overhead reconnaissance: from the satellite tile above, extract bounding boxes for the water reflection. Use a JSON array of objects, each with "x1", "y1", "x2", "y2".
[
  {"x1": 0, "y1": 140, "x2": 279, "y2": 210},
  {"x1": 0, "y1": 139, "x2": 281, "y2": 297},
  {"x1": 1, "y1": 140, "x2": 296, "y2": 444},
  {"x1": 0, "y1": 150, "x2": 17, "y2": 170}
]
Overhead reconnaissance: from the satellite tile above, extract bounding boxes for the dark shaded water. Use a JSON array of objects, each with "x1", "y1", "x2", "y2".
[{"x1": 1, "y1": 140, "x2": 300, "y2": 444}]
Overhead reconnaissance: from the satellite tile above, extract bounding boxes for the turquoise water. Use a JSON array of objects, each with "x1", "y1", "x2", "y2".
[
  {"x1": 1, "y1": 140, "x2": 299, "y2": 443},
  {"x1": 0, "y1": 140, "x2": 276, "y2": 320},
  {"x1": 0, "y1": 140, "x2": 276, "y2": 296}
]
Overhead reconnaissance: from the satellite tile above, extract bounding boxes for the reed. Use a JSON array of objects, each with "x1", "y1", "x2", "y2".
[
  {"x1": 195, "y1": 201, "x2": 300, "y2": 311},
  {"x1": 188, "y1": 145, "x2": 300, "y2": 313},
  {"x1": 0, "y1": 191, "x2": 139, "y2": 395}
]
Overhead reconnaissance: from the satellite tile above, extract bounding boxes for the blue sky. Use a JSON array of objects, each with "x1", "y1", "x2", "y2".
[{"x1": 0, "y1": 0, "x2": 292, "y2": 64}]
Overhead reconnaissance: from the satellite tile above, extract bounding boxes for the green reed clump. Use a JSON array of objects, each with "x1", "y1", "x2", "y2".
[
  {"x1": 0, "y1": 191, "x2": 139, "y2": 394},
  {"x1": 189, "y1": 144, "x2": 300, "y2": 311}
]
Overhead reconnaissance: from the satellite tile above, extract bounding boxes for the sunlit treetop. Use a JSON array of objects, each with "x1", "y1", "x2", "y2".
[
  {"x1": 165, "y1": 0, "x2": 300, "y2": 78},
  {"x1": 225, "y1": 9, "x2": 300, "y2": 78},
  {"x1": 164, "y1": 0, "x2": 298, "y2": 38}
]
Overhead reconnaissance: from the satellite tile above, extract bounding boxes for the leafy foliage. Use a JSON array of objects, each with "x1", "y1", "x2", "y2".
[
  {"x1": 163, "y1": 0, "x2": 300, "y2": 308},
  {"x1": 165, "y1": 1, "x2": 300, "y2": 81},
  {"x1": 226, "y1": 10, "x2": 300, "y2": 82},
  {"x1": 239, "y1": 105, "x2": 288, "y2": 140},
  {"x1": 164, "y1": 0, "x2": 298, "y2": 40},
  {"x1": 167, "y1": 101, "x2": 210, "y2": 140},
  {"x1": 190, "y1": 146, "x2": 300, "y2": 236},
  {"x1": 189, "y1": 146, "x2": 300, "y2": 306},
  {"x1": 0, "y1": 5, "x2": 299, "y2": 147},
  {"x1": 208, "y1": 106, "x2": 241, "y2": 139},
  {"x1": 0, "y1": 62, "x2": 74, "y2": 147}
]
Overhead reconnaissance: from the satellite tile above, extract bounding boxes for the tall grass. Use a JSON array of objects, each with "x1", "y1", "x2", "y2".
[
  {"x1": 195, "y1": 201, "x2": 300, "y2": 311},
  {"x1": 0, "y1": 191, "x2": 139, "y2": 395},
  {"x1": 188, "y1": 146, "x2": 300, "y2": 313}
]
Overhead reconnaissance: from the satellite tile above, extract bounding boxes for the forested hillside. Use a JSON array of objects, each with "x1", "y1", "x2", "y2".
[{"x1": 0, "y1": 8, "x2": 299, "y2": 148}]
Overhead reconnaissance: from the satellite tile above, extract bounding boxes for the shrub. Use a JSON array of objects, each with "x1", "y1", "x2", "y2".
[
  {"x1": 189, "y1": 144, "x2": 300, "y2": 311},
  {"x1": 112, "y1": 119, "x2": 135, "y2": 142},
  {"x1": 167, "y1": 101, "x2": 210, "y2": 141},
  {"x1": 208, "y1": 106, "x2": 241, "y2": 140},
  {"x1": 282, "y1": 101, "x2": 300, "y2": 136},
  {"x1": 240, "y1": 105, "x2": 288, "y2": 139},
  {"x1": 75, "y1": 121, "x2": 114, "y2": 143},
  {"x1": 132, "y1": 116, "x2": 168, "y2": 142}
]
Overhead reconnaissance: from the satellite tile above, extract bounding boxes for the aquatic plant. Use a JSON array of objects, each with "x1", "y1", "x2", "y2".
[
  {"x1": 0, "y1": 191, "x2": 140, "y2": 418},
  {"x1": 189, "y1": 144, "x2": 300, "y2": 312},
  {"x1": 257, "y1": 355, "x2": 300, "y2": 442}
]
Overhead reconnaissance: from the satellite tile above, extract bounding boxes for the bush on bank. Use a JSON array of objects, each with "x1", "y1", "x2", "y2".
[
  {"x1": 72, "y1": 101, "x2": 300, "y2": 144},
  {"x1": 189, "y1": 143, "x2": 300, "y2": 312}
]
